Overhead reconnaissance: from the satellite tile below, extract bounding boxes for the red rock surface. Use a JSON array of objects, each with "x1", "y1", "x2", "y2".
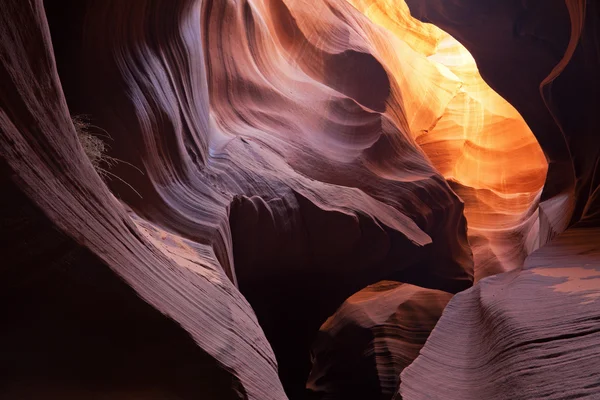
[
  {"x1": 400, "y1": 227, "x2": 600, "y2": 399},
  {"x1": 398, "y1": 1, "x2": 600, "y2": 398},
  {"x1": 1, "y1": 1, "x2": 286, "y2": 398},
  {"x1": 43, "y1": 0, "x2": 475, "y2": 396},
  {"x1": 1, "y1": 0, "x2": 600, "y2": 399},
  {"x1": 307, "y1": 282, "x2": 452, "y2": 399}
]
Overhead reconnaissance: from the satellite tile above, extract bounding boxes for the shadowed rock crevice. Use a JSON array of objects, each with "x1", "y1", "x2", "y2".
[
  {"x1": 2, "y1": 0, "x2": 600, "y2": 399},
  {"x1": 0, "y1": 171, "x2": 241, "y2": 400}
]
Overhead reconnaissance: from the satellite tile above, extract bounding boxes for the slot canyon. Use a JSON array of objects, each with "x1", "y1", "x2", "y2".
[{"x1": 1, "y1": 0, "x2": 599, "y2": 399}]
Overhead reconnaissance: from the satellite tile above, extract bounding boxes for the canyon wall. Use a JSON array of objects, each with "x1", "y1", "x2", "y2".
[{"x1": 1, "y1": 0, "x2": 599, "y2": 399}]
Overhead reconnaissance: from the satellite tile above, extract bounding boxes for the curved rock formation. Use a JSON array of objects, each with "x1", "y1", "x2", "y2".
[
  {"x1": 1, "y1": 1, "x2": 285, "y2": 398},
  {"x1": 1, "y1": 0, "x2": 599, "y2": 398},
  {"x1": 405, "y1": 0, "x2": 598, "y2": 234},
  {"x1": 400, "y1": 0, "x2": 600, "y2": 398},
  {"x1": 0, "y1": 175, "x2": 244, "y2": 400},
  {"x1": 44, "y1": 0, "x2": 480, "y2": 395},
  {"x1": 307, "y1": 282, "x2": 452, "y2": 399},
  {"x1": 401, "y1": 226, "x2": 600, "y2": 400},
  {"x1": 347, "y1": 0, "x2": 548, "y2": 280}
]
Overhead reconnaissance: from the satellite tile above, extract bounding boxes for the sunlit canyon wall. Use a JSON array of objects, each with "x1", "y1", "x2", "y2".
[{"x1": 1, "y1": 0, "x2": 599, "y2": 399}]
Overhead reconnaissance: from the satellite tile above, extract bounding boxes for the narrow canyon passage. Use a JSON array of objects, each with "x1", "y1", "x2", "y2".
[
  {"x1": 1, "y1": 0, "x2": 599, "y2": 399},
  {"x1": 224, "y1": 0, "x2": 549, "y2": 396}
]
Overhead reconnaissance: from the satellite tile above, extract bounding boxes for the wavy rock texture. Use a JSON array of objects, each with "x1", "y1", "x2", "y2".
[
  {"x1": 0, "y1": 175, "x2": 245, "y2": 400},
  {"x1": 400, "y1": 0, "x2": 600, "y2": 398},
  {"x1": 44, "y1": 0, "x2": 482, "y2": 396},
  {"x1": 346, "y1": 0, "x2": 550, "y2": 281},
  {"x1": 405, "y1": 0, "x2": 599, "y2": 234},
  {"x1": 2, "y1": 0, "x2": 600, "y2": 399},
  {"x1": 1, "y1": 1, "x2": 285, "y2": 399},
  {"x1": 401, "y1": 227, "x2": 600, "y2": 399},
  {"x1": 307, "y1": 282, "x2": 452, "y2": 399}
]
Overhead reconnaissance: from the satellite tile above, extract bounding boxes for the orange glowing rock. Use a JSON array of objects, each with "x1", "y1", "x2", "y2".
[
  {"x1": 346, "y1": 0, "x2": 548, "y2": 279},
  {"x1": 2, "y1": 0, "x2": 599, "y2": 399}
]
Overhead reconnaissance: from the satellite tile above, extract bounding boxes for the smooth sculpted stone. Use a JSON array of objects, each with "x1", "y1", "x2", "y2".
[
  {"x1": 3, "y1": 0, "x2": 599, "y2": 398},
  {"x1": 406, "y1": 0, "x2": 600, "y2": 242},
  {"x1": 307, "y1": 281, "x2": 452, "y2": 400},
  {"x1": 44, "y1": 0, "x2": 477, "y2": 395},
  {"x1": 0, "y1": 175, "x2": 242, "y2": 400},
  {"x1": 400, "y1": 227, "x2": 600, "y2": 399},
  {"x1": 1, "y1": 1, "x2": 286, "y2": 398}
]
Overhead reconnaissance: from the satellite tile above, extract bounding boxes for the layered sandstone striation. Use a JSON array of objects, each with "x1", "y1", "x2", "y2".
[
  {"x1": 399, "y1": 0, "x2": 600, "y2": 398},
  {"x1": 1, "y1": 0, "x2": 599, "y2": 399},
  {"x1": 401, "y1": 227, "x2": 600, "y2": 399}
]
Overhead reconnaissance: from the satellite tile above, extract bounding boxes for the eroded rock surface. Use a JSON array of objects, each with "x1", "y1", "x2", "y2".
[
  {"x1": 401, "y1": 227, "x2": 600, "y2": 399},
  {"x1": 1, "y1": 0, "x2": 599, "y2": 399},
  {"x1": 307, "y1": 282, "x2": 452, "y2": 399}
]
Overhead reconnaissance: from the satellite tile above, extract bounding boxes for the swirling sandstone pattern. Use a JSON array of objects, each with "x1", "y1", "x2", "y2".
[
  {"x1": 1, "y1": 1, "x2": 285, "y2": 398},
  {"x1": 1, "y1": 0, "x2": 599, "y2": 399},
  {"x1": 401, "y1": 0, "x2": 600, "y2": 398},
  {"x1": 401, "y1": 227, "x2": 600, "y2": 399}
]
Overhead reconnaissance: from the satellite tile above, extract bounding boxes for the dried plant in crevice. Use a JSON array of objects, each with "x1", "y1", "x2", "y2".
[
  {"x1": 72, "y1": 115, "x2": 143, "y2": 198},
  {"x1": 73, "y1": 115, "x2": 107, "y2": 171}
]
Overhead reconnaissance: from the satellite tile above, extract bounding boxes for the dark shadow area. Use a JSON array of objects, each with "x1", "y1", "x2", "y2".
[
  {"x1": 229, "y1": 191, "x2": 468, "y2": 399},
  {"x1": 0, "y1": 169, "x2": 240, "y2": 400}
]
